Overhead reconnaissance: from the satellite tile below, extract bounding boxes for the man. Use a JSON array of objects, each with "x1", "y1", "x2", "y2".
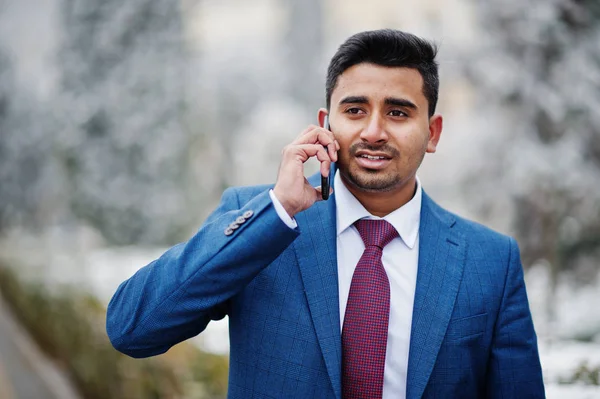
[{"x1": 107, "y1": 29, "x2": 545, "y2": 398}]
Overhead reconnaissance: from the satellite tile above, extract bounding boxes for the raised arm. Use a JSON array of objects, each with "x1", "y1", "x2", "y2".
[
  {"x1": 106, "y1": 123, "x2": 339, "y2": 358},
  {"x1": 106, "y1": 187, "x2": 299, "y2": 358}
]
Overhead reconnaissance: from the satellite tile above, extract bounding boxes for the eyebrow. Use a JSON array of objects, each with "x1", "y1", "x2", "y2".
[
  {"x1": 385, "y1": 97, "x2": 417, "y2": 110},
  {"x1": 339, "y1": 96, "x2": 369, "y2": 105},
  {"x1": 338, "y1": 95, "x2": 418, "y2": 110}
]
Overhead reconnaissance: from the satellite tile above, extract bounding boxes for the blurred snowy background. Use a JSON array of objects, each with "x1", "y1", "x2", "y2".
[{"x1": 0, "y1": 0, "x2": 599, "y2": 397}]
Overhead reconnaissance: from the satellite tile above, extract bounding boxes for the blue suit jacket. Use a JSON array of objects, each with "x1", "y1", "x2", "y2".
[{"x1": 107, "y1": 171, "x2": 545, "y2": 398}]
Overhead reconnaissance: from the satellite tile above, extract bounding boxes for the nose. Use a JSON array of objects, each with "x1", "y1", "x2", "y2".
[{"x1": 360, "y1": 114, "x2": 388, "y2": 143}]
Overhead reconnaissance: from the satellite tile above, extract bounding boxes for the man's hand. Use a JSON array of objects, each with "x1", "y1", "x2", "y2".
[{"x1": 273, "y1": 125, "x2": 340, "y2": 217}]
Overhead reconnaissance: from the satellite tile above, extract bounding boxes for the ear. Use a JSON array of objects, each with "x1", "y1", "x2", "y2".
[
  {"x1": 317, "y1": 108, "x2": 329, "y2": 128},
  {"x1": 426, "y1": 114, "x2": 443, "y2": 153}
]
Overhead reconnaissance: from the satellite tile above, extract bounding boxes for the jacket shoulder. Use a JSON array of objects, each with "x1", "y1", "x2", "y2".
[
  {"x1": 424, "y1": 192, "x2": 514, "y2": 253},
  {"x1": 453, "y1": 213, "x2": 512, "y2": 247},
  {"x1": 432, "y1": 200, "x2": 518, "y2": 278}
]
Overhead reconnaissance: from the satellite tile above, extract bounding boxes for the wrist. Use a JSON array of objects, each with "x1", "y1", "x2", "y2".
[{"x1": 272, "y1": 186, "x2": 298, "y2": 218}]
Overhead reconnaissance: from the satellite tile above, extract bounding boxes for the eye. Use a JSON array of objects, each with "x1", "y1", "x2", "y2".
[
  {"x1": 345, "y1": 107, "x2": 364, "y2": 115},
  {"x1": 389, "y1": 109, "x2": 407, "y2": 117}
]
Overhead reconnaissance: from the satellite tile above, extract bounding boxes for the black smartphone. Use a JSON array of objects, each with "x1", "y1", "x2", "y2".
[{"x1": 321, "y1": 116, "x2": 331, "y2": 200}]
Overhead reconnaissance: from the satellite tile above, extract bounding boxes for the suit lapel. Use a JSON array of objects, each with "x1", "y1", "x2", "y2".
[
  {"x1": 294, "y1": 183, "x2": 342, "y2": 399},
  {"x1": 406, "y1": 193, "x2": 466, "y2": 399}
]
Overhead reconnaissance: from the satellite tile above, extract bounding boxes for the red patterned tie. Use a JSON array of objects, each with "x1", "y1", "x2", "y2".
[{"x1": 342, "y1": 219, "x2": 398, "y2": 399}]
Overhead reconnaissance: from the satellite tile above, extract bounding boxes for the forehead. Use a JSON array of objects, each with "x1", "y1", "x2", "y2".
[{"x1": 331, "y1": 63, "x2": 426, "y2": 108}]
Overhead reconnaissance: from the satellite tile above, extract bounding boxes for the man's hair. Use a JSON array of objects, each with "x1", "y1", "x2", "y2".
[{"x1": 326, "y1": 29, "x2": 439, "y2": 117}]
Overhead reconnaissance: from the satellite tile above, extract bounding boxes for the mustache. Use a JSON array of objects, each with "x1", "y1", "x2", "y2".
[{"x1": 348, "y1": 143, "x2": 400, "y2": 158}]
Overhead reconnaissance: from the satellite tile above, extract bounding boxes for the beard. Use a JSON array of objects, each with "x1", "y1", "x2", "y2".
[
  {"x1": 338, "y1": 142, "x2": 403, "y2": 193},
  {"x1": 341, "y1": 165, "x2": 402, "y2": 192}
]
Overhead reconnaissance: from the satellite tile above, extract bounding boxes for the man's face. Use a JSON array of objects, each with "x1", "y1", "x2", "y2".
[{"x1": 326, "y1": 63, "x2": 441, "y2": 194}]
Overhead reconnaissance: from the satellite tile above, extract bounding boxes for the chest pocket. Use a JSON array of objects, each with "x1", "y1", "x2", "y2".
[{"x1": 445, "y1": 313, "x2": 488, "y2": 341}]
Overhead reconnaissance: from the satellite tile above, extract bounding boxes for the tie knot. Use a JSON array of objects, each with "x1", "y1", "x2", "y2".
[{"x1": 354, "y1": 219, "x2": 398, "y2": 250}]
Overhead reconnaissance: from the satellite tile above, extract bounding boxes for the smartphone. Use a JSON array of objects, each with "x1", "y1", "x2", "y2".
[{"x1": 321, "y1": 116, "x2": 331, "y2": 200}]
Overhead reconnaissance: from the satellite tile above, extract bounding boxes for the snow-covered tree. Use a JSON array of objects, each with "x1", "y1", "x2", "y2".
[
  {"x1": 465, "y1": 0, "x2": 600, "y2": 283},
  {"x1": 55, "y1": 0, "x2": 192, "y2": 245}
]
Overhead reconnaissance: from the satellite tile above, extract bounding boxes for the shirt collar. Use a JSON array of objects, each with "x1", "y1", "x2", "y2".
[{"x1": 334, "y1": 170, "x2": 422, "y2": 249}]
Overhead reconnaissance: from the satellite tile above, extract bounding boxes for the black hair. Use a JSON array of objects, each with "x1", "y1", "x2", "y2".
[{"x1": 326, "y1": 29, "x2": 439, "y2": 117}]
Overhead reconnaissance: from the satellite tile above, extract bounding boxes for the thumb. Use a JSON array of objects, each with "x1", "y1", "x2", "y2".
[{"x1": 314, "y1": 186, "x2": 334, "y2": 202}]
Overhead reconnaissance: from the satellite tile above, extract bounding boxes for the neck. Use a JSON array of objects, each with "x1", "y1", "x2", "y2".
[{"x1": 342, "y1": 175, "x2": 418, "y2": 217}]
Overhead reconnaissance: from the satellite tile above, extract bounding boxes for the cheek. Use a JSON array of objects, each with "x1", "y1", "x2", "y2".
[
  {"x1": 335, "y1": 136, "x2": 353, "y2": 155},
  {"x1": 394, "y1": 130, "x2": 429, "y2": 162}
]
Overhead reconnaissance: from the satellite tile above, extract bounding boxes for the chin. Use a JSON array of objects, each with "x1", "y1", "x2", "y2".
[{"x1": 345, "y1": 167, "x2": 402, "y2": 193}]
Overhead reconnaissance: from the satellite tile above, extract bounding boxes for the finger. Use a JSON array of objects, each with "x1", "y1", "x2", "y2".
[
  {"x1": 286, "y1": 144, "x2": 331, "y2": 164},
  {"x1": 296, "y1": 125, "x2": 318, "y2": 140},
  {"x1": 292, "y1": 144, "x2": 331, "y2": 176},
  {"x1": 298, "y1": 127, "x2": 338, "y2": 162},
  {"x1": 319, "y1": 128, "x2": 337, "y2": 147},
  {"x1": 295, "y1": 128, "x2": 336, "y2": 149},
  {"x1": 301, "y1": 124, "x2": 320, "y2": 135},
  {"x1": 296, "y1": 126, "x2": 334, "y2": 142},
  {"x1": 326, "y1": 143, "x2": 338, "y2": 163}
]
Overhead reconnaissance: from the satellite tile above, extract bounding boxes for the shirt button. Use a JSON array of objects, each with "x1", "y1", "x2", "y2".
[
  {"x1": 224, "y1": 227, "x2": 234, "y2": 236},
  {"x1": 243, "y1": 210, "x2": 254, "y2": 219},
  {"x1": 229, "y1": 223, "x2": 240, "y2": 230},
  {"x1": 235, "y1": 216, "x2": 246, "y2": 224}
]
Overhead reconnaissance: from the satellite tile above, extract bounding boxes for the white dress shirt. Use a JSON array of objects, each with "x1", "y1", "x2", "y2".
[{"x1": 270, "y1": 170, "x2": 422, "y2": 399}]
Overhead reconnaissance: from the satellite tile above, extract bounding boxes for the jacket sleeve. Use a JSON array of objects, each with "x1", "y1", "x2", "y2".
[
  {"x1": 485, "y1": 237, "x2": 545, "y2": 398},
  {"x1": 106, "y1": 187, "x2": 300, "y2": 358}
]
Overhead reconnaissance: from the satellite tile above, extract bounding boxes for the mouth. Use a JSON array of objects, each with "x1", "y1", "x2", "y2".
[{"x1": 354, "y1": 151, "x2": 393, "y2": 170}]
